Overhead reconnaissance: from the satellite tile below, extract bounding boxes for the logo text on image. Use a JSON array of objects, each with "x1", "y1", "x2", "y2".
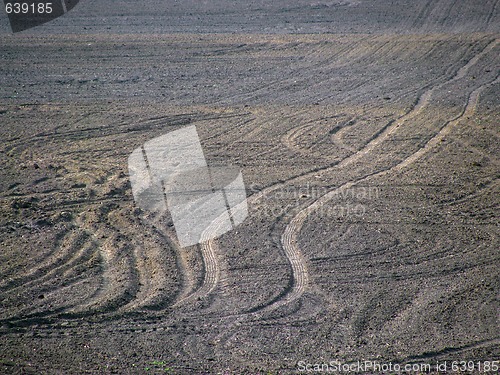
[
  {"x1": 4, "y1": 0, "x2": 80, "y2": 33},
  {"x1": 128, "y1": 125, "x2": 248, "y2": 247}
]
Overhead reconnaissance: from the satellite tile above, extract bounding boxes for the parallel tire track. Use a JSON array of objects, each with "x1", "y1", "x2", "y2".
[
  {"x1": 178, "y1": 38, "x2": 498, "y2": 316},
  {"x1": 279, "y1": 38, "x2": 498, "y2": 313},
  {"x1": 209, "y1": 38, "x2": 499, "y2": 364}
]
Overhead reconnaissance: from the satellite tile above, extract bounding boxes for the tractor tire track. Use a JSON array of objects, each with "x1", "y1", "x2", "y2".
[
  {"x1": 0, "y1": 227, "x2": 86, "y2": 293},
  {"x1": 172, "y1": 214, "x2": 226, "y2": 307},
  {"x1": 404, "y1": 337, "x2": 500, "y2": 362},
  {"x1": 233, "y1": 37, "x2": 499, "y2": 318},
  {"x1": 277, "y1": 39, "x2": 498, "y2": 315},
  {"x1": 180, "y1": 38, "x2": 498, "y2": 315},
  {"x1": 6, "y1": 36, "x2": 494, "y2": 330},
  {"x1": 412, "y1": 0, "x2": 436, "y2": 30},
  {"x1": 210, "y1": 40, "x2": 499, "y2": 359}
]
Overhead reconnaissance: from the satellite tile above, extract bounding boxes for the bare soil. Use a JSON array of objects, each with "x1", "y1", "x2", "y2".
[{"x1": 0, "y1": 1, "x2": 499, "y2": 374}]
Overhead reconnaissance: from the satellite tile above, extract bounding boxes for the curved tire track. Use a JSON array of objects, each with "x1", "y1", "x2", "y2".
[
  {"x1": 178, "y1": 38, "x2": 498, "y2": 316},
  {"x1": 210, "y1": 38, "x2": 499, "y2": 362},
  {"x1": 278, "y1": 38, "x2": 498, "y2": 314}
]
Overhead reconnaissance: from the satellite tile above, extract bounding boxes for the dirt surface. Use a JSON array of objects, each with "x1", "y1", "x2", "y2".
[{"x1": 0, "y1": 1, "x2": 499, "y2": 374}]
